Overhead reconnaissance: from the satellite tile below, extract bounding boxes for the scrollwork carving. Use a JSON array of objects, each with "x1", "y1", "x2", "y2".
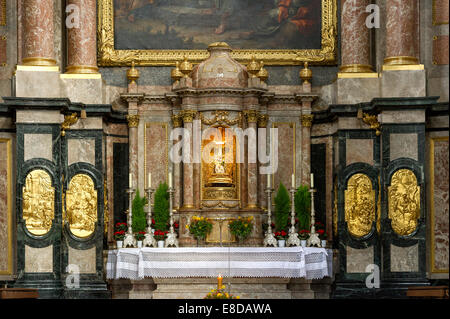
[{"x1": 200, "y1": 111, "x2": 241, "y2": 126}]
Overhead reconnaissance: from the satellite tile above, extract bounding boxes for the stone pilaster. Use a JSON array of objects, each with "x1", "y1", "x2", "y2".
[
  {"x1": 181, "y1": 110, "x2": 196, "y2": 209},
  {"x1": 245, "y1": 110, "x2": 258, "y2": 209},
  {"x1": 300, "y1": 113, "x2": 313, "y2": 186},
  {"x1": 127, "y1": 114, "x2": 139, "y2": 188}
]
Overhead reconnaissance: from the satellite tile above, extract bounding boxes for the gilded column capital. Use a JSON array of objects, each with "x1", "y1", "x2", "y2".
[
  {"x1": 257, "y1": 113, "x2": 269, "y2": 128},
  {"x1": 126, "y1": 114, "x2": 140, "y2": 128},
  {"x1": 300, "y1": 114, "x2": 314, "y2": 128},
  {"x1": 172, "y1": 114, "x2": 183, "y2": 128},
  {"x1": 244, "y1": 110, "x2": 259, "y2": 124},
  {"x1": 180, "y1": 110, "x2": 197, "y2": 123}
]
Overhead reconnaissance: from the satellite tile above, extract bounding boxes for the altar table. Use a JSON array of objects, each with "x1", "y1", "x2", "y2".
[{"x1": 106, "y1": 247, "x2": 332, "y2": 281}]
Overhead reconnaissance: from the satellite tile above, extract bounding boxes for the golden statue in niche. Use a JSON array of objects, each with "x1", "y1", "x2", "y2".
[
  {"x1": 345, "y1": 173, "x2": 376, "y2": 238},
  {"x1": 22, "y1": 170, "x2": 55, "y2": 236},
  {"x1": 206, "y1": 127, "x2": 234, "y2": 187},
  {"x1": 66, "y1": 174, "x2": 98, "y2": 238},
  {"x1": 388, "y1": 169, "x2": 420, "y2": 236}
]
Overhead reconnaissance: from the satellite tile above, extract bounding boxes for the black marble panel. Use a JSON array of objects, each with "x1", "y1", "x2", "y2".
[
  {"x1": 113, "y1": 142, "x2": 129, "y2": 225},
  {"x1": 311, "y1": 143, "x2": 326, "y2": 224}
]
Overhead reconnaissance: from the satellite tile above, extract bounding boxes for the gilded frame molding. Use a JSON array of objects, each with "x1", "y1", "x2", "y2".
[
  {"x1": 432, "y1": 0, "x2": 449, "y2": 25},
  {"x1": 429, "y1": 136, "x2": 449, "y2": 273},
  {"x1": 0, "y1": 0, "x2": 5, "y2": 26},
  {"x1": 97, "y1": 0, "x2": 337, "y2": 66},
  {"x1": 0, "y1": 138, "x2": 12, "y2": 275}
]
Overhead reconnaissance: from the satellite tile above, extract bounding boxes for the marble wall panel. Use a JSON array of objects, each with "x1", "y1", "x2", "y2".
[
  {"x1": 433, "y1": 35, "x2": 449, "y2": 65},
  {"x1": 346, "y1": 139, "x2": 374, "y2": 166},
  {"x1": 272, "y1": 122, "x2": 295, "y2": 191},
  {"x1": 390, "y1": 244, "x2": 419, "y2": 272},
  {"x1": 389, "y1": 133, "x2": 418, "y2": 161},
  {"x1": 433, "y1": 0, "x2": 449, "y2": 24},
  {"x1": 0, "y1": 36, "x2": 5, "y2": 66},
  {"x1": 337, "y1": 78, "x2": 380, "y2": 105},
  {"x1": 381, "y1": 70, "x2": 426, "y2": 98},
  {"x1": 68, "y1": 138, "x2": 95, "y2": 166},
  {"x1": 15, "y1": 70, "x2": 62, "y2": 98},
  {"x1": 25, "y1": 245, "x2": 53, "y2": 273},
  {"x1": 24, "y1": 133, "x2": 52, "y2": 161},
  {"x1": 144, "y1": 122, "x2": 168, "y2": 189},
  {"x1": 431, "y1": 138, "x2": 449, "y2": 272},
  {"x1": 68, "y1": 246, "x2": 96, "y2": 274},
  {"x1": 0, "y1": 138, "x2": 11, "y2": 274},
  {"x1": 346, "y1": 246, "x2": 373, "y2": 273},
  {"x1": 16, "y1": 110, "x2": 62, "y2": 124},
  {"x1": 379, "y1": 110, "x2": 426, "y2": 124}
]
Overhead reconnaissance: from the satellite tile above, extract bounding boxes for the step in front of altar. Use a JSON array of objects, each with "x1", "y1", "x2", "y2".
[{"x1": 108, "y1": 277, "x2": 333, "y2": 299}]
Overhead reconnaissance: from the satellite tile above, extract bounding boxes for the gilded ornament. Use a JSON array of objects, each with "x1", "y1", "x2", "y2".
[
  {"x1": 299, "y1": 62, "x2": 313, "y2": 84},
  {"x1": 171, "y1": 61, "x2": 183, "y2": 83},
  {"x1": 301, "y1": 114, "x2": 314, "y2": 128},
  {"x1": 171, "y1": 113, "x2": 183, "y2": 128},
  {"x1": 66, "y1": 174, "x2": 98, "y2": 238},
  {"x1": 244, "y1": 110, "x2": 259, "y2": 123},
  {"x1": 257, "y1": 61, "x2": 269, "y2": 83},
  {"x1": 179, "y1": 56, "x2": 193, "y2": 78},
  {"x1": 362, "y1": 113, "x2": 381, "y2": 136},
  {"x1": 257, "y1": 114, "x2": 269, "y2": 128},
  {"x1": 345, "y1": 174, "x2": 376, "y2": 238},
  {"x1": 126, "y1": 114, "x2": 140, "y2": 128},
  {"x1": 200, "y1": 111, "x2": 241, "y2": 126},
  {"x1": 388, "y1": 169, "x2": 420, "y2": 236},
  {"x1": 61, "y1": 113, "x2": 78, "y2": 137},
  {"x1": 180, "y1": 110, "x2": 197, "y2": 123},
  {"x1": 22, "y1": 170, "x2": 55, "y2": 236},
  {"x1": 127, "y1": 61, "x2": 140, "y2": 84},
  {"x1": 247, "y1": 57, "x2": 260, "y2": 78}
]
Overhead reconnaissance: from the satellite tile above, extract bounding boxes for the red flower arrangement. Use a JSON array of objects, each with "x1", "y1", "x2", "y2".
[
  {"x1": 154, "y1": 230, "x2": 169, "y2": 241},
  {"x1": 274, "y1": 230, "x2": 288, "y2": 240},
  {"x1": 317, "y1": 229, "x2": 327, "y2": 240},
  {"x1": 115, "y1": 222, "x2": 127, "y2": 232},
  {"x1": 298, "y1": 229, "x2": 310, "y2": 240},
  {"x1": 114, "y1": 230, "x2": 126, "y2": 241},
  {"x1": 135, "y1": 231, "x2": 146, "y2": 241}
]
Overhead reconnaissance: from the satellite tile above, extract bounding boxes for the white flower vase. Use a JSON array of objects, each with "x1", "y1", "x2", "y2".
[
  {"x1": 157, "y1": 240, "x2": 165, "y2": 248},
  {"x1": 278, "y1": 240, "x2": 286, "y2": 247},
  {"x1": 137, "y1": 241, "x2": 143, "y2": 248},
  {"x1": 321, "y1": 240, "x2": 327, "y2": 248},
  {"x1": 300, "y1": 240, "x2": 307, "y2": 247},
  {"x1": 116, "y1": 241, "x2": 123, "y2": 249}
]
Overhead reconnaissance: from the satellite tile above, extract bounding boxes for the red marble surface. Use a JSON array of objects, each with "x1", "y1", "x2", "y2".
[
  {"x1": 341, "y1": 0, "x2": 371, "y2": 66},
  {"x1": 145, "y1": 123, "x2": 168, "y2": 190},
  {"x1": 433, "y1": 0, "x2": 449, "y2": 24},
  {"x1": 67, "y1": 0, "x2": 97, "y2": 68},
  {"x1": 386, "y1": 0, "x2": 418, "y2": 59},
  {"x1": 23, "y1": 0, "x2": 54, "y2": 60},
  {"x1": 433, "y1": 139, "x2": 449, "y2": 272},
  {"x1": 433, "y1": 35, "x2": 449, "y2": 65},
  {"x1": 274, "y1": 123, "x2": 295, "y2": 191}
]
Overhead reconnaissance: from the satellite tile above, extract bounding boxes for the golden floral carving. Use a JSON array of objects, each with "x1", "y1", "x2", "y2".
[
  {"x1": 388, "y1": 169, "x2": 420, "y2": 236},
  {"x1": 22, "y1": 170, "x2": 55, "y2": 236},
  {"x1": 257, "y1": 113, "x2": 269, "y2": 128},
  {"x1": 171, "y1": 113, "x2": 183, "y2": 128},
  {"x1": 61, "y1": 113, "x2": 78, "y2": 137},
  {"x1": 244, "y1": 110, "x2": 259, "y2": 124},
  {"x1": 180, "y1": 110, "x2": 197, "y2": 123},
  {"x1": 200, "y1": 111, "x2": 241, "y2": 126},
  {"x1": 66, "y1": 174, "x2": 98, "y2": 238},
  {"x1": 362, "y1": 113, "x2": 381, "y2": 136},
  {"x1": 345, "y1": 174, "x2": 376, "y2": 238},
  {"x1": 97, "y1": 0, "x2": 337, "y2": 66},
  {"x1": 301, "y1": 114, "x2": 314, "y2": 128}
]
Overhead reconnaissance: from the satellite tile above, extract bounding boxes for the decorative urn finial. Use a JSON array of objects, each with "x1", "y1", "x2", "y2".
[
  {"x1": 299, "y1": 62, "x2": 313, "y2": 84},
  {"x1": 179, "y1": 56, "x2": 193, "y2": 78},
  {"x1": 247, "y1": 56, "x2": 260, "y2": 78},
  {"x1": 171, "y1": 61, "x2": 183, "y2": 83},
  {"x1": 127, "y1": 61, "x2": 140, "y2": 84},
  {"x1": 257, "y1": 61, "x2": 269, "y2": 83}
]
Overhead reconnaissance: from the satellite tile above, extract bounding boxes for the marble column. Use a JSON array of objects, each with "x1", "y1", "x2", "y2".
[
  {"x1": 171, "y1": 114, "x2": 183, "y2": 210},
  {"x1": 246, "y1": 110, "x2": 258, "y2": 209},
  {"x1": 181, "y1": 110, "x2": 196, "y2": 209},
  {"x1": 127, "y1": 114, "x2": 139, "y2": 188},
  {"x1": 340, "y1": 0, "x2": 373, "y2": 73},
  {"x1": 384, "y1": 0, "x2": 419, "y2": 65},
  {"x1": 300, "y1": 112, "x2": 313, "y2": 186},
  {"x1": 65, "y1": 0, "x2": 98, "y2": 74},
  {"x1": 22, "y1": 0, "x2": 56, "y2": 66}
]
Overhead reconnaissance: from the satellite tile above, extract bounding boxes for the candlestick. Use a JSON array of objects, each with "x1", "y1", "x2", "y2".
[
  {"x1": 287, "y1": 187, "x2": 300, "y2": 247},
  {"x1": 129, "y1": 173, "x2": 132, "y2": 188},
  {"x1": 307, "y1": 188, "x2": 321, "y2": 247},
  {"x1": 165, "y1": 185, "x2": 178, "y2": 247},
  {"x1": 267, "y1": 174, "x2": 271, "y2": 188},
  {"x1": 148, "y1": 173, "x2": 152, "y2": 188},
  {"x1": 291, "y1": 174, "x2": 295, "y2": 189},
  {"x1": 310, "y1": 173, "x2": 314, "y2": 188},
  {"x1": 217, "y1": 274, "x2": 223, "y2": 289},
  {"x1": 168, "y1": 172, "x2": 172, "y2": 188},
  {"x1": 263, "y1": 186, "x2": 277, "y2": 247},
  {"x1": 143, "y1": 187, "x2": 156, "y2": 247}
]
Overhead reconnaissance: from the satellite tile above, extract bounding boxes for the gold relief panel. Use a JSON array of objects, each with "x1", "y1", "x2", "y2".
[
  {"x1": 344, "y1": 173, "x2": 376, "y2": 238},
  {"x1": 66, "y1": 174, "x2": 98, "y2": 238},
  {"x1": 388, "y1": 169, "x2": 420, "y2": 237},
  {"x1": 22, "y1": 170, "x2": 55, "y2": 236}
]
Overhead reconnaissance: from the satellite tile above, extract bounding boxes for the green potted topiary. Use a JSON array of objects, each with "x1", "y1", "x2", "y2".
[
  {"x1": 132, "y1": 189, "x2": 148, "y2": 238},
  {"x1": 274, "y1": 183, "x2": 290, "y2": 247},
  {"x1": 295, "y1": 185, "x2": 311, "y2": 232},
  {"x1": 153, "y1": 182, "x2": 170, "y2": 235}
]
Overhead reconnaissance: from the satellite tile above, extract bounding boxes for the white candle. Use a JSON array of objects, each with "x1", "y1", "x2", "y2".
[
  {"x1": 291, "y1": 174, "x2": 295, "y2": 188},
  {"x1": 168, "y1": 172, "x2": 172, "y2": 188},
  {"x1": 267, "y1": 174, "x2": 271, "y2": 188},
  {"x1": 148, "y1": 173, "x2": 152, "y2": 188},
  {"x1": 129, "y1": 173, "x2": 132, "y2": 188},
  {"x1": 311, "y1": 173, "x2": 314, "y2": 188}
]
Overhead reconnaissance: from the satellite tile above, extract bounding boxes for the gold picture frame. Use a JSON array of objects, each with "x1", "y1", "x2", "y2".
[{"x1": 97, "y1": 0, "x2": 337, "y2": 66}]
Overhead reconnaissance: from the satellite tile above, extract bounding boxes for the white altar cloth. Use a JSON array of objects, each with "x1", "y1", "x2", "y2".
[{"x1": 106, "y1": 247, "x2": 332, "y2": 280}]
